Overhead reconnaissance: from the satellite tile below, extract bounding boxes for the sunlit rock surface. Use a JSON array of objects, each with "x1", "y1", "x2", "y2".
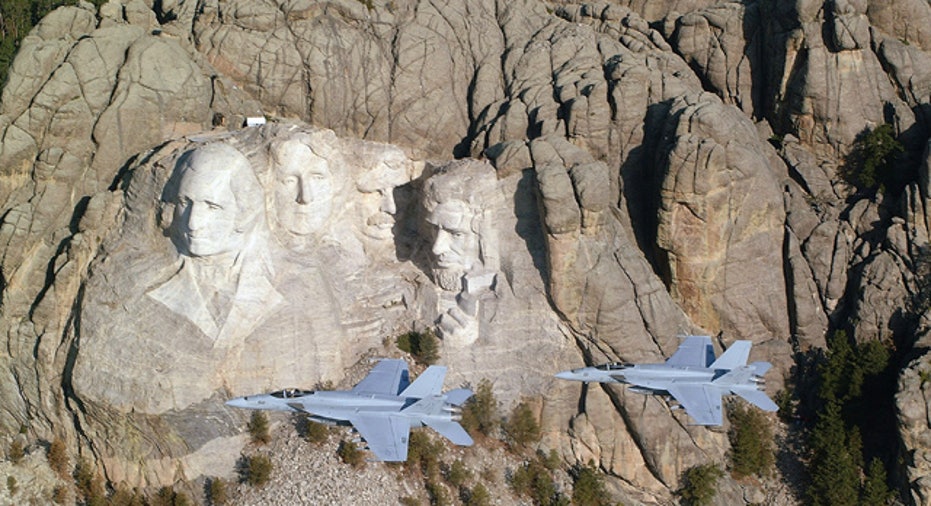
[{"x1": 1, "y1": 0, "x2": 930, "y2": 503}]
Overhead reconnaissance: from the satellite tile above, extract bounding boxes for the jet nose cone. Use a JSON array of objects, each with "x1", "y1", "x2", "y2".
[
  {"x1": 555, "y1": 370, "x2": 577, "y2": 381},
  {"x1": 225, "y1": 397, "x2": 250, "y2": 409}
]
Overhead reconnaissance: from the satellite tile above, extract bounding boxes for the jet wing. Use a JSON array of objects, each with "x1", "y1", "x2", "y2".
[
  {"x1": 666, "y1": 384, "x2": 723, "y2": 425},
  {"x1": 665, "y1": 335, "x2": 715, "y2": 367},
  {"x1": 349, "y1": 414, "x2": 411, "y2": 462},
  {"x1": 351, "y1": 359, "x2": 409, "y2": 396}
]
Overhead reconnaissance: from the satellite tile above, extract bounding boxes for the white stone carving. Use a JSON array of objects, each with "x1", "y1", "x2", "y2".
[
  {"x1": 353, "y1": 145, "x2": 413, "y2": 243},
  {"x1": 422, "y1": 161, "x2": 500, "y2": 346},
  {"x1": 267, "y1": 130, "x2": 341, "y2": 239},
  {"x1": 148, "y1": 143, "x2": 283, "y2": 347}
]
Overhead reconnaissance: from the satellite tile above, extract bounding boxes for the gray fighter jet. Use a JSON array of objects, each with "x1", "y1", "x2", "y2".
[
  {"x1": 555, "y1": 336, "x2": 778, "y2": 425},
  {"x1": 225, "y1": 359, "x2": 474, "y2": 461}
]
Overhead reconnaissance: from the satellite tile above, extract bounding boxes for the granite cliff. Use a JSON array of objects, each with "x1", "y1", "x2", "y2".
[{"x1": 0, "y1": 0, "x2": 930, "y2": 504}]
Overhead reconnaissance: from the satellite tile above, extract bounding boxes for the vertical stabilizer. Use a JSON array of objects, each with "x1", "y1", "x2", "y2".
[
  {"x1": 709, "y1": 341, "x2": 751, "y2": 370},
  {"x1": 399, "y1": 366, "x2": 447, "y2": 398}
]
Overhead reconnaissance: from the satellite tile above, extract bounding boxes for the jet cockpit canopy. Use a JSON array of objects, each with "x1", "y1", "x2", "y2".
[
  {"x1": 270, "y1": 388, "x2": 314, "y2": 399},
  {"x1": 595, "y1": 362, "x2": 631, "y2": 371}
]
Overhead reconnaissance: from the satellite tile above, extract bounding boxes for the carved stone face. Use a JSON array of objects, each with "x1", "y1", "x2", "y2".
[
  {"x1": 174, "y1": 152, "x2": 246, "y2": 257},
  {"x1": 272, "y1": 140, "x2": 333, "y2": 236},
  {"x1": 355, "y1": 154, "x2": 409, "y2": 240},
  {"x1": 427, "y1": 199, "x2": 480, "y2": 291}
]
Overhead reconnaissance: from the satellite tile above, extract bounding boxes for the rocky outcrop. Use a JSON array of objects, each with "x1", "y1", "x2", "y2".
[
  {"x1": 898, "y1": 327, "x2": 931, "y2": 506},
  {"x1": 1, "y1": 0, "x2": 930, "y2": 503}
]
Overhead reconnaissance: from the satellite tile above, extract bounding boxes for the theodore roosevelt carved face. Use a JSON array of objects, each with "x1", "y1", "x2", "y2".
[{"x1": 355, "y1": 148, "x2": 411, "y2": 241}]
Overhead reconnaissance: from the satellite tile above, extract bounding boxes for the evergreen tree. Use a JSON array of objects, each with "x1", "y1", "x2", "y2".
[
  {"x1": 571, "y1": 462, "x2": 610, "y2": 506},
  {"x1": 510, "y1": 457, "x2": 559, "y2": 505},
  {"x1": 206, "y1": 477, "x2": 228, "y2": 506},
  {"x1": 416, "y1": 328, "x2": 440, "y2": 365},
  {"x1": 678, "y1": 464, "x2": 723, "y2": 506},
  {"x1": 465, "y1": 483, "x2": 491, "y2": 506},
  {"x1": 247, "y1": 411, "x2": 271, "y2": 445},
  {"x1": 460, "y1": 378, "x2": 498, "y2": 437},
  {"x1": 504, "y1": 402, "x2": 541, "y2": 448},
  {"x1": 46, "y1": 437, "x2": 69, "y2": 479},
  {"x1": 807, "y1": 401, "x2": 859, "y2": 506},
  {"x1": 727, "y1": 402, "x2": 775, "y2": 478},
  {"x1": 244, "y1": 454, "x2": 273, "y2": 486},
  {"x1": 861, "y1": 458, "x2": 892, "y2": 506},
  {"x1": 336, "y1": 440, "x2": 366, "y2": 469},
  {"x1": 840, "y1": 124, "x2": 906, "y2": 192}
]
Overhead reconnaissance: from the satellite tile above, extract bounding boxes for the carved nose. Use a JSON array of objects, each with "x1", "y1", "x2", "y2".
[
  {"x1": 433, "y1": 230, "x2": 451, "y2": 256},
  {"x1": 380, "y1": 191, "x2": 396, "y2": 214},
  {"x1": 296, "y1": 178, "x2": 312, "y2": 204},
  {"x1": 187, "y1": 205, "x2": 206, "y2": 230}
]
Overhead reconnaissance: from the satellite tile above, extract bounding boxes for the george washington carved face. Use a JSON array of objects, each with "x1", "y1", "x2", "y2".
[{"x1": 170, "y1": 144, "x2": 261, "y2": 258}]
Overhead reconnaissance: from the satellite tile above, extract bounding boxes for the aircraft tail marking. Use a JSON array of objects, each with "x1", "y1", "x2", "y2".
[
  {"x1": 709, "y1": 340, "x2": 751, "y2": 370},
  {"x1": 399, "y1": 366, "x2": 447, "y2": 399}
]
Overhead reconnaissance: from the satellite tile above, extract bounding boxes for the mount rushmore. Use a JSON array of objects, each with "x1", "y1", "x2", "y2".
[{"x1": 1, "y1": 0, "x2": 930, "y2": 503}]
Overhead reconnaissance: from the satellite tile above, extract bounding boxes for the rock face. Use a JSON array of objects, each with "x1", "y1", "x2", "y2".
[{"x1": 1, "y1": 0, "x2": 930, "y2": 503}]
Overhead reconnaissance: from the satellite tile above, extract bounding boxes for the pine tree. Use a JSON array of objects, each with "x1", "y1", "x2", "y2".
[
  {"x1": 861, "y1": 458, "x2": 892, "y2": 506},
  {"x1": 678, "y1": 464, "x2": 723, "y2": 506},
  {"x1": 247, "y1": 411, "x2": 271, "y2": 445},
  {"x1": 504, "y1": 402, "x2": 541, "y2": 448},
  {"x1": 727, "y1": 402, "x2": 775, "y2": 478},
  {"x1": 807, "y1": 401, "x2": 859, "y2": 506},
  {"x1": 46, "y1": 438, "x2": 69, "y2": 479},
  {"x1": 571, "y1": 462, "x2": 610, "y2": 506},
  {"x1": 460, "y1": 378, "x2": 498, "y2": 437}
]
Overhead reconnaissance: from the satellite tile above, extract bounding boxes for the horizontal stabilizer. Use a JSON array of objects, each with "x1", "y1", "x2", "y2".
[
  {"x1": 400, "y1": 366, "x2": 447, "y2": 399},
  {"x1": 750, "y1": 361, "x2": 771, "y2": 377},
  {"x1": 710, "y1": 341, "x2": 751, "y2": 370},
  {"x1": 731, "y1": 388, "x2": 779, "y2": 412},
  {"x1": 444, "y1": 388, "x2": 473, "y2": 406},
  {"x1": 424, "y1": 420, "x2": 474, "y2": 446}
]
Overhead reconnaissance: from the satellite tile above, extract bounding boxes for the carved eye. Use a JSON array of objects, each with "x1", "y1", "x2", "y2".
[{"x1": 205, "y1": 201, "x2": 223, "y2": 211}]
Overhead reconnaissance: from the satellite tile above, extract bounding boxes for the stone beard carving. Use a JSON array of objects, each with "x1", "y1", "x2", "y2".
[
  {"x1": 422, "y1": 161, "x2": 499, "y2": 345},
  {"x1": 148, "y1": 143, "x2": 283, "y2": 347},
  {"x1": 355, "y1": 147, "x2": 412, "y2": 243},
  {"x1": 267, "y1": 131, "x2": 341, "y2": 240}
]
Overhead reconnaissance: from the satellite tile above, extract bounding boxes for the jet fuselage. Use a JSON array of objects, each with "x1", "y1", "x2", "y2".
[{"x1": 225, "y1": 390, "x2": 459, "y2": 428}]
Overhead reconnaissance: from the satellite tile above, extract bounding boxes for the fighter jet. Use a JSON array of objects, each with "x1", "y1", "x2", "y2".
[
  {"x1": 225, "y1": 359, "x2": 474, "y2": 461},
  {"x1": 555, "y1": 336, "x2": 778, "y2": 425}
]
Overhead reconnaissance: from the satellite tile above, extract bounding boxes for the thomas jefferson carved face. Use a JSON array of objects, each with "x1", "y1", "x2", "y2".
[
  {"x1": 172, "y1": 144, "x2": 258, "y2": 258},
  {"x1": 426, "y1": 199, "x2": 481, "y2": 292},
  {"x1": 356, "y1": 151, "x2": 409, "y2": 241},
  {"x1": 271, "y1": 139, "x2": 334, "y2": 236}
]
